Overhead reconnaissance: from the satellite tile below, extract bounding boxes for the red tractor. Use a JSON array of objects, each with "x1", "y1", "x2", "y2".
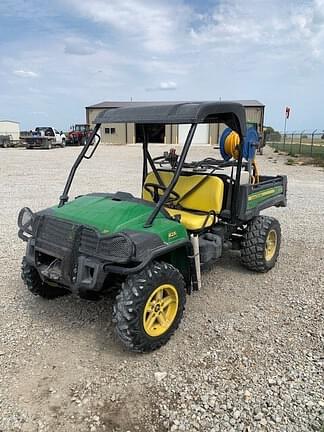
[{"x1": 66, "y1": 124, "x2": 91, "y2": 146}]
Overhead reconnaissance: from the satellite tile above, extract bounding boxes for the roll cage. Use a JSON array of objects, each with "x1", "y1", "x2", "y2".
[{"x1": 59, "y1": 102, "x2": 248, "y2": 226}]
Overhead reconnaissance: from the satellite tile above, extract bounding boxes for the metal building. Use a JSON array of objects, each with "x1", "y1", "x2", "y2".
[
  {"x1": 85, "y1": 101, "x2": 264, "y2": 145},
  {"x1": 0, "y1": 120, "x2": 20, "y2": 141}
]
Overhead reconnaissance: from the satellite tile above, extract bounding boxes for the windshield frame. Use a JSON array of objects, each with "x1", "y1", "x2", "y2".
[{"x1": 59, "y1": 118, "x2": 245, "y2": 226}]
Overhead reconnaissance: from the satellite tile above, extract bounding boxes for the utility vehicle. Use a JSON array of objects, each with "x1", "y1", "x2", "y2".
[
  {"x1": 18, "y1": 102, "x2": 287, "y2": 352},
  {"x1": 24, "y1": 127, "x2": 66, "y2": 149}
]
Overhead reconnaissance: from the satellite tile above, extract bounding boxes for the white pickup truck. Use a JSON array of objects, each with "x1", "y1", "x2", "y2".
[{"x1": 24, "y1": 127, "x2": 66, "y2": 149}]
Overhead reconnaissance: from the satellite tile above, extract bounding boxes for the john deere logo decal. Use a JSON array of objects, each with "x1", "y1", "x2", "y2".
[{"x1": 168, "y1": 231, "x2": 177, "y2": 240}]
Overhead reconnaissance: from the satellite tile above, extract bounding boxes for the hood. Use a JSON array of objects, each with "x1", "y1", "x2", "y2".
[{"x1": 50, "y1": 194, "x2": 167, "y2": 234}]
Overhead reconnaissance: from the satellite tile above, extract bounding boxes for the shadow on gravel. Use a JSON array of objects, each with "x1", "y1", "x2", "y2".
[
  {"x1": 202, "y1": 250, "x2": 252, "y2": 275},
  {"x1": 19, "y1": 287, "x2": 129, "y2": 352}
]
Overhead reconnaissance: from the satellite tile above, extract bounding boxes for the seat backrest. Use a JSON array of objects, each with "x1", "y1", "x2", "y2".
[{"x1": 143, "y1": 171, "x2": 224, "y2": 214}]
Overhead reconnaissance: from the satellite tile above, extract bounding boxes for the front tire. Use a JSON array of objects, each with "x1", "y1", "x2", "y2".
[
  {"x1": 241, "y1": 216, "x2": 281, "y2": 272},
  {"x1": 21, "y1": 257, "x2": 69, "y2": 299},
  {"x1": 113, "y1": 261, "x2": 186, "y2": 352}
]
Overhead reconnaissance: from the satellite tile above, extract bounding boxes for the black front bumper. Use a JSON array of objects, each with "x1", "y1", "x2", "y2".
[
  {"x1": 23, "y1": 215, "x2": 134, "y2": 293},
  {"x1": 25, "y1": 237, "x2": 108, "y2": 293}
]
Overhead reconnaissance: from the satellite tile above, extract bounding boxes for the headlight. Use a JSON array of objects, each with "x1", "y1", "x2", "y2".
[
  {"x1": 80, "y1": 229, "x2": 135, "y2": 263},
  {"x1": 97, "y1": 234, "x2": 134, "y2": 263},
  {"x1": 18, "y1": 207, "x2": 34, "y2": 241}
]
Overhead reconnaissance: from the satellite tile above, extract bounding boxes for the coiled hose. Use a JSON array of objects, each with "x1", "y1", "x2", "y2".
[{"x1": 223, "y1": 130, "x2": 260, "y2": 184}]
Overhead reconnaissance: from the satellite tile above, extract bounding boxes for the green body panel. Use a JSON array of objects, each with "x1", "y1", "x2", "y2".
[
  {"x1": 247, "y1": 185, "x2": 283, "y2": 209},
  {"x1": 51, "y1": 195, "x2": 188, "y2": 244}
]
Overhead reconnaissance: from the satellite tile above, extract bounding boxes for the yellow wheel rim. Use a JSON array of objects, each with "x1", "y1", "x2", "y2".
[
  {"x1": 143, "y1": 284, "x2": 179, "y2": 337},
  {"x1": 265, "y1": 229, "x2": 277, "y2": 261}
]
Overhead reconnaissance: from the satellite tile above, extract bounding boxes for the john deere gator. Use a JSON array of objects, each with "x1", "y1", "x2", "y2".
[{"x1": 18, "y1": 102, "x2": 287, "y2": 352}]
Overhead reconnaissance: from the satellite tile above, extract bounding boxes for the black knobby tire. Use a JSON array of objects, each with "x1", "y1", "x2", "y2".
[
  {"x1": 241, "y1": 216, "x2": 281, "y2": 272},
  {"x1": 21, "y1": 257, "x2": 69, "y2": 299},
  {"x1": 104, "y1": 273, "x2": 125, "y2": 299},
  {"x1": 113, "y1": 261, "x2": 186, "y2": 352}
]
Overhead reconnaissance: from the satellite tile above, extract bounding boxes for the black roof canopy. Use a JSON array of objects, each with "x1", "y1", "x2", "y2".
[{"x1": 94, "y1": 102, "x2": 247, "y2": 137}]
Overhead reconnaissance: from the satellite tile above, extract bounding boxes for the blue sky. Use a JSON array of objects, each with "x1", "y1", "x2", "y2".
[{"x1": 0, "y1": 0, "x2": 323, "y2": 131}]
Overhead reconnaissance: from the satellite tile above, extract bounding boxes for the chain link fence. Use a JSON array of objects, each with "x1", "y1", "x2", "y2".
[{"x1": 265, "y1": 130, "x2": 324, "y2": 157}]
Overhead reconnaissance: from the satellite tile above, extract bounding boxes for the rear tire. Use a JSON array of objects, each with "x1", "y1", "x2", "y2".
[
  {"x1": 113, "y1": 261, "x2": 186, "y2": 352},
  {"x1": 21, "y1": 257, "x2": 69, "y2": 299},
  {"x1": 241, "y1": 216, "x2": 281, "y2": 272}
]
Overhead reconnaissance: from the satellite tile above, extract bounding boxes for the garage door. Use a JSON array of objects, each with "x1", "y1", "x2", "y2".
[{"x1": 178, "y1": 124, "x2": 209, "y2": 145}]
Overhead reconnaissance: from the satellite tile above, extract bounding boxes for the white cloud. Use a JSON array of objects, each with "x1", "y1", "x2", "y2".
[
  {"x1": 13, "y1": 69, "x2": 39, "y2": 78},
  {"x1": 64, "y1": 0, "x2": 192, "y2": 52},
  {"x1": 146, "y1": 80, "x2": 178, "y2": 91},
  {"x1": 159, "y1": 81, "x2": 177, "y2": 90},
  {"x1": 190, "y1": 0, "x2": 324, "y2": 61}
]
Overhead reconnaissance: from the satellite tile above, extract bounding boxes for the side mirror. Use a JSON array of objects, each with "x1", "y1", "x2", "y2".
[{"x1": 60, "y1": 131, "x2": 63, "y2": 135}]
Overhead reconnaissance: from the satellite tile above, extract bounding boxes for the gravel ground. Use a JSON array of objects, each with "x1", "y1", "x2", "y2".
[{"x1": 0, "y1": 145, "x2": 323, "y2": 432}]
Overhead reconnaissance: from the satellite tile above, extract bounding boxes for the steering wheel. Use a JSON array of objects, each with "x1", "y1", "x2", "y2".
[
  {"x1": 144, "y1": 183, "x2": 180, "y2": 205},
  {"x1": 152, "y1": 155, "x2": 171, "y2": 166}
]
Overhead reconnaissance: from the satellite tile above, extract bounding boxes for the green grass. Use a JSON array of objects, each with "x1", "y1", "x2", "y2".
[{"x1": 269, "y1": 142, "x2": 324, "y2": 158}]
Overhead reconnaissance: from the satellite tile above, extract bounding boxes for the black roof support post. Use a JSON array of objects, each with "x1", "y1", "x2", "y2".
[
  {"x1": 230, "y1": 134, "x2": 244, "y2": 223},
  {"x1": 144, "y1": 123, "x2": 197, "y2": 228},
  {"x1": 141, "y1": 125, "x2": 148, "y2": 189},
  {"x1": 146, "y1": 150, "x2": 165, "y2": 187},
  {"x1": 59, "y1": 123, "x2": 101, "y2": 207},
  {"x1": 141, "y1": 126, "x2": 165, "y2": 189}
]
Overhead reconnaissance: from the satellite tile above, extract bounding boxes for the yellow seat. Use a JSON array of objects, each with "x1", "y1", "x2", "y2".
[
  {"x1": 143, "y1": 171, "x2": 224, "y2": 231},
  {"x1": 165, "y1": 208, "x2": 215, "y2": 231}
]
